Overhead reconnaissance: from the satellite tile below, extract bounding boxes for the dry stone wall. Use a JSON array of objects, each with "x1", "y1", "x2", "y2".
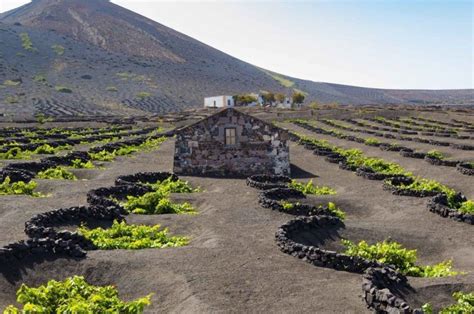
[{"x1": 174, "y1": 108, "x2": 290, "y2": 177}]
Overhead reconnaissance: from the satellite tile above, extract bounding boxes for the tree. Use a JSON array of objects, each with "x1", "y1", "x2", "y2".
[
  {"x1": 292, "y1": 91, "x2": 305, "y2": 105},
  {"x1": 275, "y1": 93, "x2": 286, "y2": 104},
  {"x1": 261, "y1": 92, "x2": 275, "y2": 105},
  {"x1": 308, "y1": 101, "x2": 321, "y2": 110},
  {"x1": 234, "y1": 94, "x2": 257, "y2": 106}
]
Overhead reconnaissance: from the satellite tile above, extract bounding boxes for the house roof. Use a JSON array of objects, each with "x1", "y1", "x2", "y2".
[{"x1": 175, "y1": 107, "x2": 288, "y2": 134}]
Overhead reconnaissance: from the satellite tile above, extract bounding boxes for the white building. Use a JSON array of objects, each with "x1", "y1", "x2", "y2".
[
  {"x1": 276, "y1": 97, "x2": 293, "y2": 109},
  {"x1": 204, "y1": 95, "x2": 234, "y2": 108}
]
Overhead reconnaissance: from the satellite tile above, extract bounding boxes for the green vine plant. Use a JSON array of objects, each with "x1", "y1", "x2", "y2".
[
  {"x1": 123, "y1": 177, "x2": 198, "y2": 215},
  {"x1": 4, "y1": 275, "x2": 152, "y2": 313},
  {"x1": 89, "y1": 136, "x2": 167, "y2": 162},
  {"x1": 78, "y1": 220, "x2": 188, "y2": 250},
  {"x1": 422, "y1": 291, "x2": 474, "y2": 314},
  {"x1": 70, "y1": 159, "x2": 95, "y2": 169},
  {"x1": 0, "y1": 147, "x2": 31, "y2": 160},
  {"x1": 342, "y1": 239, "x2": 461, "y2": 277},
  {"x1": 364, "y1": 138, "x2": 381, "y2": 146},
  {"x1": 289, "y1": 179, "x2": 336, "y2": 195},
  {"x1": 295, "y1": 132, "x2": 473, "y2": 213},
  {"x1": 0, "y1": 177, "x2": 43, "y2": 197},
  {"x1": 426, "y1": 150, "x2": 446, "y2": 160},
  {"x1": 37, "y1": 167, "x2": 77, "y2": 180},
  {"x1": 279, "y1": 201, "x2": 345, "y2": 220}
]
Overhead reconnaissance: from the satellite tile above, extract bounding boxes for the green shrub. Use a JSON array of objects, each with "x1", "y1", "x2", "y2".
[
  {"x1": 37, "y1": 167, "x2": 77, "y2": 180},
  {"x1": 51, "y1": 44, "x2": 65, "y2": 56},
  {"x1": 342, "y1": 239, "x2": 459, "y2": 277},
  {"x1": 423, "y1": 291, "x2": 474, "y2": 314},
  {"x1": 326, "y1": 202, "x2": 345, "y2": 220},
  {"x1": 458, "y1": 200, "x2": 474, "y2": 214},
  {"x1": 33, "y1": 74, "x2": 47, "y2": 84},
  {"x1": 124, "y1": 191, "x2": 195, "y2": 215},
  {"x1": 89, "y1": 150, "x2": 116, "y2": 161},
  {"x1": 33, "y1": 143, "x2": 70, "y2": 154},
  {"x1": 106, "y1": 86, "x2": 118, "y2": 92},
  {"x1": 55, "y1": 86, "x2": 73, "y2": 93},
  {"x1": 19, "y1": 33, "x2": 36, "y2": 52},
  {"x1": 3, "y1": 80, "x2": 21, "y2": 86},
  {"x1": 71, "y1": 159, "x2": 95, "y2": 169},
  {"x1": 148, "y1": 176, "x2": 199, "y2": 193},
  {"x1": 78, "y1": 220, "x2": 188, "y2": 249},
  {"x1": 364, "y1": 138, "x2": 380, "y2": 146},
  {"x1": 0, "y1": 147, "x2": 30, "y2": 159},
  {"x1": 426, "y1": 150, "x2": 445, "y2": 160},
  {"x1": 281, "y1": 201, "x2": 301, "y2": 210},
  {"x1": 5, "y1": 95, "x2": 19, "y2": 104},
  {"x1": 289, "y1": 179, "x2": 336, "y2": 195},
  {"x1": 0, "y1": 177, "x2": 41, "y2": 197},
  {"x1": 136, "y1": 92, "x2": 152, "y2": 100},
  {"x1": 4, "y1": 275, "x2": 151, "y2": 313}
]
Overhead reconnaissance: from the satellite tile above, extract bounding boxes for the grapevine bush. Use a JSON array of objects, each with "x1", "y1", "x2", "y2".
[
  {"x1": 289, "y1": 179, "x2": 336, "y2": 195},
  {"x1": 342, "y1": 239, "x2": 459, "y2": 277},
  {"x1": 4, "y1": 276, "x2": 152, "y2": 313},
  {"x1": 426, "y1": 150, "x2": 445, "y2": 160},
  {"x1": 71, "y1": 159, "x2": 95, "y2": 169},
  {"x1": 423, "y1": 291, "x2": 474, "y2": 314},
  {"x1": 0, "y1": 147, "x2": 31, "y2": 160},
  {"x1": 124, "y1": 191, "x2": 195, "y2": 215},
  {"x1": 37, "y1": 167, "x2": 77, "y2": 180},
  {"x1": 78, "y1": 220, "x2": 188, "y2": 249},
  {"x1": 0, "y1": 177, "x2": 41, "y2": 197}
]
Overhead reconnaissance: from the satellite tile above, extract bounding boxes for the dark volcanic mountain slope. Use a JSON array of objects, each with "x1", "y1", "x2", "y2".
[{"x1": 0, "y1": 0, "x2": 472, "y2": 117}]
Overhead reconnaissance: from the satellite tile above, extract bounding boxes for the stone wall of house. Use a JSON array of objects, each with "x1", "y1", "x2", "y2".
[{"x1": 173, "y1": 108, "x2": 290, "y2": 177}]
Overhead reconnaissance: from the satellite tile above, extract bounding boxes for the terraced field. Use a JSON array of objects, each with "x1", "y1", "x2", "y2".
[{"x1": 0, "y1": 106, "x2": 473, "y2": 312}]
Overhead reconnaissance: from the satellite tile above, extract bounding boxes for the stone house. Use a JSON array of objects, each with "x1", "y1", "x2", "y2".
[{"x1": 173, "y1": 108, "x2": 290, "y2": 177}]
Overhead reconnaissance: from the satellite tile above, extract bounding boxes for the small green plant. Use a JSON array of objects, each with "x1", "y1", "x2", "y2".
[
  {"x1": 148, "y1": 177, "x2": 199, "y2": 194},
  {"x1": 423, "y1": 291, "x2": 473, "y2": 314},
  {"x1": 124, "y1": 190, "x2": 195, "y2": 215},
  {"x1": 136, "y1": 92, "x2": 152, "y2": 100},
  {"x1": 281, "y1": 201, "x2": 301, "y2": 210},
  {"x1": 70, "y1": 159, "x2": 95, "y2": 169},
  {"x1": 35, "y1": 113, "x2": 53, "y2": 124},
  {"x1": 89, "y1": 150, "x2": 116, "y2": 161},
  {"x1": 106, "y1": 86, "x2": 118, "y2": 92},
  {"x1": 37, "y1": 167, "x2": 77, "y2": 180},
  {"x1": 33, "y1": 143, "x2": 70, "y2": 154},
  {"x1": 458, "y1": 200, "x2": 474, "y2": 214},
  {"x1": 5, "y1": 95, "x2": 19, "y2": 104},
  {"x1": 364, "y1": 138, "x2": 380, "y2": 146},
  {"x1": 0, "y1": 147, "x2": 30, "y2": 159},
  {"x1": 19, "y1": 32, "x2": 36, "y2": 52},
  {"x1": 426, "y1": 150, "x2": 445, "y2": 160},
  {"x1": 0, "y1": 177, "x2": 41, "y2": 197},
  {"x1": 4, "y1": 275, "x2": 152, "y2": 313},
  {"x1": 78, "y1": 220, "x2": 188, "y2": 249},
  {"x1": 3, "y1": 80, "x2": 21, "y2": 86},
  {"x1": 51, "y1": 44, "x2": 65, "y2": 56},
  {"x1": 33, "y1": 74, "x2": 47, "y2": 84},
  {"x1": 326, "y1": 202, "x2": 346, "y2": 220},
  {"x1": 55, "y1": 85, "x2": 73, "y2": 93},
  {"x1": 289, "y1": 179, "x2": 336, "y2": 195},
  {"x1": 342, "y1": 239, "x2": 459, "y2": 277}
]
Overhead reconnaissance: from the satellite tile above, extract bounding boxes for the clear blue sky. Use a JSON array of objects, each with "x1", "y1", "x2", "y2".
[{"x1": 1, "y1": 0, "x2": 473, "y2": 89}]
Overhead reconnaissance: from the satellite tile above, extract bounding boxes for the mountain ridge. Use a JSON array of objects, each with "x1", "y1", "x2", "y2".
[{"x1": 0, "y1": 0, "x2": 472, "y2": 117}]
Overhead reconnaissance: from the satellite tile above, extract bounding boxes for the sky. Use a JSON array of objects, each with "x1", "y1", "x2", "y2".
[{"x1": 1, "y1": 0, "x2": 473, "y2": 90}]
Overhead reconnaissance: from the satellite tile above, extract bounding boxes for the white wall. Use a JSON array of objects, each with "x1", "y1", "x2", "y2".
[{"x1": 204, "y1": 96, "x2": 234, "y2": 108}]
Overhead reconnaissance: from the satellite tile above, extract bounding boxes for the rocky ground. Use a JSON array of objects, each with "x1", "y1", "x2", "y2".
[{"x1": 0, "y1": 107, "x2": 473, "y2": 313}]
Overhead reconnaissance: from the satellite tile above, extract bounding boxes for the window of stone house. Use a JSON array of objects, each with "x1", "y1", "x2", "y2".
[{"x1": 225, "y1": 128, "x2": 237, "y2": 146}]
